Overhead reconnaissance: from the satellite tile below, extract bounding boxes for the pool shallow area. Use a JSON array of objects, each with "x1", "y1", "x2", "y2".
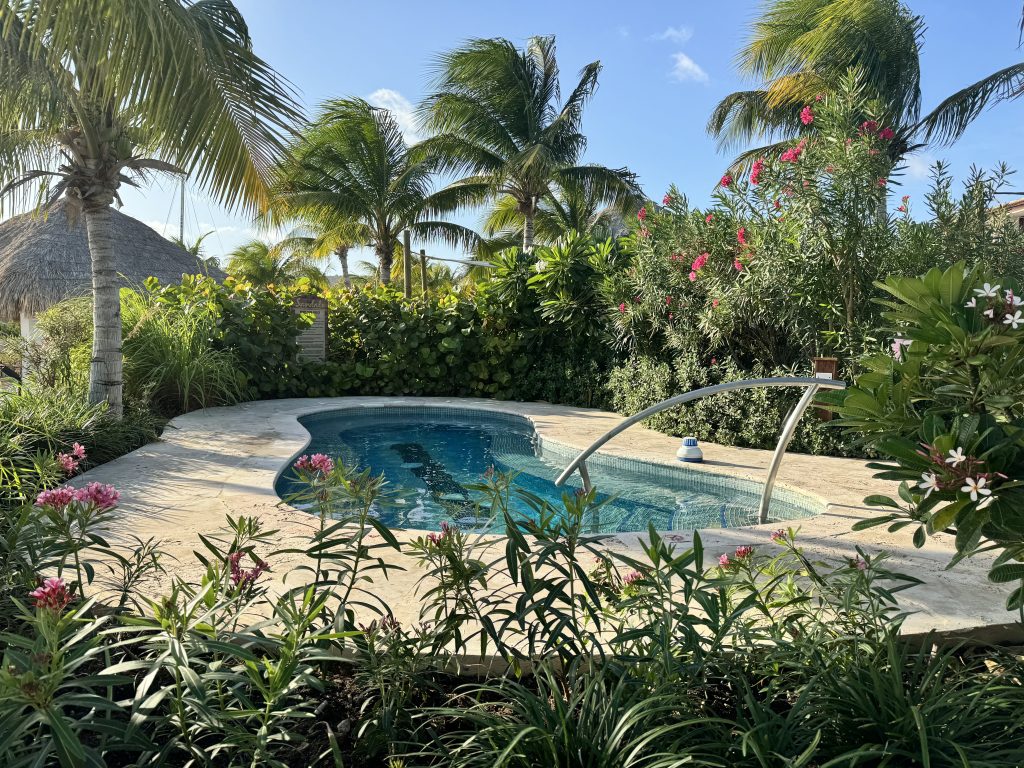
[{"x1": 275, "y1": 406, "x2": 824, "y2": 533}]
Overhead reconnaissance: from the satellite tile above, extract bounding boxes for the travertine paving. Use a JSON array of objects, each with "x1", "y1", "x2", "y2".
[{"x1": 76, "y1": 397, "x2": 1017, "y2": 639}]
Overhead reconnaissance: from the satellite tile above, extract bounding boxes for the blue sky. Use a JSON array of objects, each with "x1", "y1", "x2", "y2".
[{"x1": 118, "y1": 0, "x2": 1024, "y2": 271}]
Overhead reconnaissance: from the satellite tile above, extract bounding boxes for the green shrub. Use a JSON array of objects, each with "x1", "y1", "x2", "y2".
[
  {"x1": 607, "y1": 351, "x2": 855, "y2": 456},
  {"x1": 838, "y1": 262, "x2": 1024, "y2": 609}
]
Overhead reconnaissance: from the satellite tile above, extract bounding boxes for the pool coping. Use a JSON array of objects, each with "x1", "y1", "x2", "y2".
[{"x1": 73, "y1": 396, "x2": 1019, "y2": 639}]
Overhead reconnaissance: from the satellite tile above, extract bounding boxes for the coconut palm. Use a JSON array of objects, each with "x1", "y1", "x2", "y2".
[
  {"x1": 708, "y1": 0, "x2": 1023, "y2": 174},
  {"x1": 273, "y1": 98, "x2": 481, "y2": 286},
  {"x1": 0, "y1": 0, "x2": 301, "y2": 417},
  {"x1": 225, "y1": 238, "x2": 328, "y2": 290},
  {"x1": 418, "y1": 35, "x2": 642, "y2": 252}
]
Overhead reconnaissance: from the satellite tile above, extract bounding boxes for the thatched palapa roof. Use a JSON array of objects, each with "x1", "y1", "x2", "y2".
[{"x1": 0, "y1": 200, "x2": 225, "y2": 321}]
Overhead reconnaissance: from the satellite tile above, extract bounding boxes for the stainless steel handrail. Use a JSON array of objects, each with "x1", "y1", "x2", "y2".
[{"x1": 553, "y1": 376, "x2": 847, "y2": 524}]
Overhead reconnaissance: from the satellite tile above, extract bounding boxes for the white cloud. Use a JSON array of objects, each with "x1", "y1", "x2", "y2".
[
  {"x1": 141, "y1": 219, "x2": 177, "y2": 238},
  {"x1": 367, "y1": 88, "x2": 420, "y2": 143},
  {"x1": 669, "y1": 52, "x2": 708, "y2": 83},
  {"x1": 652, "y1": 25, "x2": 693, "y2": 44},
  {"x1": 617, "y1": 25, "x2": 630, "y2": 38},
  {"x1": 903, "y1": 153, "x2": 937, "y2": 180}
]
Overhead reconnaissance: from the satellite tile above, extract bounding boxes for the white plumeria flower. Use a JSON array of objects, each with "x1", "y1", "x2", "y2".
[
  {"x1": 1005, "y1": 290, "x2": 1023, "y2": 307},
  {"x1": 960, "y1": 477, "x2": 992, "y2": 502},
  {"x1": 973, "y1": 282, "x2": 1000, "y2": 298},
  {"x1": 964, "y1": 297, "x2": 977, "y2": 308},
  {"x1": 534, "y1": 260, "x2": 547, "y2": 273},
  {"x1": 945, "y1": 447, "x2": 967, "y2": 467},
  {"x1": 919, "y1": 472, "x2": 940, "y2": 498},
  {"x1": 1004, "y1": 310, "x2": 1023, "y2": 329},
  {"x1": 983, "y1": 308, "x2": 995, "y2": 319}
]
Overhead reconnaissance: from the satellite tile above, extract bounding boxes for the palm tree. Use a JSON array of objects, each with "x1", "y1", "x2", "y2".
[
  {"x1": 273, "y1": 98, "x2": 481, "y2": 285},
  {"x1": 0, "y1": 0, "x2": 301, "y2": 417},
  {"x1": 709, "y1": 0, "x2": 1024, "y2": 171},
  {"x1": 418, "y1": 35, "x2": 642, "y2": 252},
  {"x1": 225, "y1": 239, "x2": 328, "y2": 290},
  {"x1": 483, "y1": 175, "x2": 636, "y2": 248}
]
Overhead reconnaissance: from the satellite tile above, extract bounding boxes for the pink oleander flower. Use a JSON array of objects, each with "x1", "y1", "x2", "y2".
[
  {"x1": 718, "y1": 554, "x2": 730, "y2": 566},
  {"x1": 853, "y1": 556, "x2": 868, "y2": 571},
  {"x1": 29, "y1": 577, "x2": 71, "y2": 611},
  {"x1": 877, "y1": 177, "x2": 887, "y2": 187},
  {"x1": 860, "y1": 120, "x2": 878, "y2": 133},
  {"x1": 770, "y1": 529, "x2": 786, "y2": 542},
  {"x1": 668, "y1": 312, "x2": 674, "y2": 321},
  {"x1": 749, "y1": 157, "x2": 765, "y2": 185},
  {"x1": 294, "y1": 455, "x2": 311, "y2": 471},
  {"x1": 705, "y1": 213, "x2": 713, "y2": 224},
  {"x1": 879, "y1": 127, "x2": 895, "y2": 140},
  {"x1": 310, "y1": 454, "x2": 334, "y2": 473},
  {"x1": 691, "y1": 252, "x2": 708, "y2": 271},
  {"x1": 712, "y1": 298, "x2": 719, "y2": 308},
  {"x1": 688, "y1": 271, "x2": 697, "y2": 282},
  {"x1": 665, "y1": 296, "x2": 672, "y2": 305},
  {"x1": 623, "y1": 570, "x2": 643, "y2": 586},
  {"x1": 35, "y1": 486, "x2": 76, "y2": 510},
  {"x1": 56, "y1": 453, "x2": 78, "y2": 474},
  {"x1": 618, "y1": 302, "x2": 626, "y2": 313},
  {"x1": 720, "y1": 174, "x2": 733, "y2": 187},
  {"x1": 815, "y1": 93, "x2": 824, "y2": 102},
  {"x1": 711, "y1": 357, "x2": 717, "y2": 365},
  {"x1": 637, "y1": 206, "x2": 647, "y2": 222},
  {"x1": 897, "y1": 205, "x2": 906, "y2": 213},
  {"x1": 735, "y1": 545, "x2": 754, "y2": 559},
  {"x1": 800, "y1": 105, "x2": 814, "y2": 125},
  {"x1": 734, "y1": 259, "x2": 743, "y2": 272},
  {"x1": 736, "y1": 227, "x2": 746, "y2": 246},
  {"x1": 662, "y1": 193, "x2": 673, "y2": 205},
  {"x1": 228, "y1": 550, "x2": 269, "y2": 588},
  {"x1": 72, "y1": 443, "x2": 86, "y2": 459},
  {"x1": 902, "y1": 195, "x2": 910, "y2": 203},
  {"x1": 74, "y1": 482, "x2": 120, "y2": 510}
]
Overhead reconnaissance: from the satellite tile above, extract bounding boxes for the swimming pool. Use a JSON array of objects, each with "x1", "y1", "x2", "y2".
[{"x1": 275, "y1": 406, "x2": 823, "y2": 533}]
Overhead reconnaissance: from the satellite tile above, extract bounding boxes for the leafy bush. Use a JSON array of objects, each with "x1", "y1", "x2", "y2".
[
  {"x1": 607, "y1": 351, "x2": 855, "y2": 456},
  {"x1": 838, "y1": 263, "x2": 1024, "y2": 609}
]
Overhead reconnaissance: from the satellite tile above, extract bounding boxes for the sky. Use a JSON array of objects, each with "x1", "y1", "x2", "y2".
[{"x1": 114, "y1": 0, "x2": 1024, "y2": 273}]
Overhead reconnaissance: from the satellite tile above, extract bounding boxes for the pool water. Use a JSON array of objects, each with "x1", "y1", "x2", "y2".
[{"x1": 275, "y1": 407, "x2": 821, "y2": 534}]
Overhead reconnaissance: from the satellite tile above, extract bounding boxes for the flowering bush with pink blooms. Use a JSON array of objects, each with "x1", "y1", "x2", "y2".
[{"x1": 836, "y1": 262, "x2": 1024, "y2": 609}]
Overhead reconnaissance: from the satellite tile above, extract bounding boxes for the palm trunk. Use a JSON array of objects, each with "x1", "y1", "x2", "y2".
[
  {"x1": 377, "y1": 243, "x2": 392, "y2": 285},
  {"x1": 336, "y1": 245, "x2": 351, "y2": 288},
  {"x1": 523, "y1": 211, "x2": 535, "y2": 253},
  {"x1": 85, "y1": 205, "x2": 123, "y2": 419}
]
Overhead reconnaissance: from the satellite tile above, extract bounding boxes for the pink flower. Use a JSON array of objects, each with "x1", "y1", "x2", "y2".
[
  {"x1": 637, "y1": 206, "x2": 647, "y2": 222},
  {"x1": 749, "y1": 157, "x2": 765, "y2": 185},
  {"x1": 736, "y1": 227, "x2": 746, "y2": 246},
  {"x1": 57, "y1": 453, "x2": 78, "y2": 474},
  {"x1": 668, "y1": 312, "x2": 674, "y2": 320},
  {"x1": 902, "y1": 195, "x2": 910, "y2": 204},
  {"x1": 623, "y1": 570, "x2": 643, "y2": 586},
  {"x1": 228, "y1": 550, "x2": 269, "y2": 588},
  {"x1": 877, "y1": 178, "x2": 887, "y2": 187},
  {"x1": 691, "y1": 252, "x2": 709, "y2": 271},
  {"x1": 774, "y1": 199, "x2": 781, "y2": 210},
  {"x1": 879, "y1": 127, "x2": 895, "y2": 141},
  {"x1": 618, "y1": 302, "x2": 626, "y2": 313},
  {"x1": 665, "y1": 296, "x2": 672, "y2": 305},
  {"x1": 735, "y1": 545, "x2": 754, "y2": 559},
  {"x1": 720, "y1": 174, "x2": 733, "y2": 187},
  {"x1": 74, "y1": 482, "x2": 120, "y2": 510},
  {"x1": 718, "y1": 554, "x2": 730, "y2": 566},
  {"x1": 294, "y1": 455, "x2": 311, "y2": 471},
  {"x1": 639, "y1": 227, "x2": 650, "y2": 239},
  {"x1": 688, "y1": 271, "x2": 697, "y2": 282},
  {"x1": 853, "y1": 556, "x2": 868, "y2": 571},
  {"x1": 860, "y1": 120, "x2": 878, "y2": 134},
  {"x1": 705, "y1": 213, "x2": 713, "y2": 224},
  {"x1": 734, "y1": 259, "x2": 743, "y2": 272},
  {"x1": 72, "y1": 443, "x2": 86, "y2": 459},
  {"x1": 662, "y1": 194, "x2": 673, "y2": 205},
  {"x1": 711, "y1": 298, "x2": 719, "y2": 308},
  {"x1": 897, "y1": 205, "x2": 906, "y2": 213},
  {"x1": 298, "y1": 453, "x2": 335, "y2": 475},
  {"x1": 711, "y1": 357, "x2": 717, "y2": 365},
  {"x1": 770, "y1": 529, "x2": 786, "y2": 542},
  {"x1": 780, "y1": 138, "x2": 806, "y2": 164},
  {"x1": 29, "y1": 577, "x2": 71, "y2": 611},
  {"x1": 800, "y1": 105, "x2": 814, "y2": 125},
  {"x1": 35, "y1": 486, "x2": 76, "y2": 510},
  {"x1": 815, "y1": 93, "x2": 824, "y2": 102}
]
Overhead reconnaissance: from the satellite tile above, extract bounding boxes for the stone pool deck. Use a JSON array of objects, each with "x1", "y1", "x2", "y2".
[{"x1": 76, "y1": 397, "x2": 1018, "y2": 639}]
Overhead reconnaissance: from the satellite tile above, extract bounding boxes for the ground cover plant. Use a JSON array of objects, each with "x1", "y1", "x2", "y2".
[{"x1": 1, "y1": 447, "x2": 1022, "y2": 767}]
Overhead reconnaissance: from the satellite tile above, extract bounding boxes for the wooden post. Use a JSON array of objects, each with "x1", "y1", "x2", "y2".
[
  {"x1": 402, "y1": 230, "x2": 412, "y2": 299},
  {"x1": 419, "y1": 248, "x2": 428, "y2": 295},
  {"x1": 811, "y1": 356, "x2": 839, "y2": 420}
]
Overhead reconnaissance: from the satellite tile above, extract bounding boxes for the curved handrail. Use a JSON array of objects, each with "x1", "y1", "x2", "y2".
[{"x1": 553, "y1": 376, "x2": 847, "y2": 523}]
